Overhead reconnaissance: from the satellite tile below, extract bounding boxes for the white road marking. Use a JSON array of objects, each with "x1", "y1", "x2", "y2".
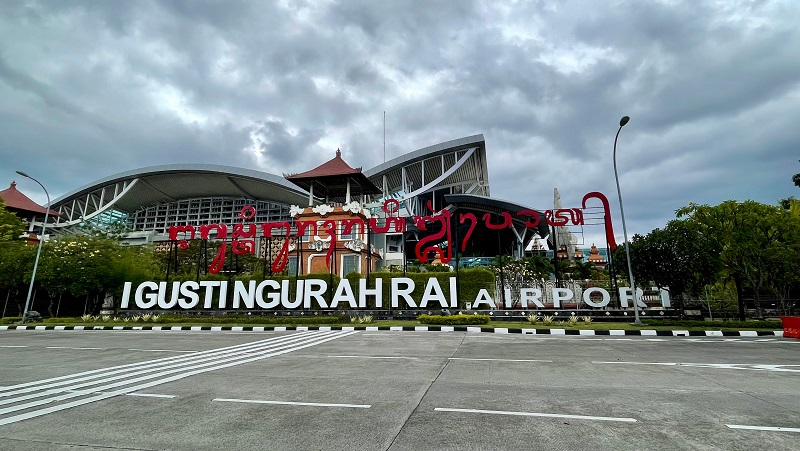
[
  {"x1": 46, "y1": 346, "x2": 103, "y2": 350},
  {"x1": 593, "y1": 361, "x2": 800, "y2": 373},
  {"x1": 0, "y1": 330, "x2": 357, "y2": 426},
  {"x1": 327, "y1": 355, "x2": 419, "y2": 360},
  {"x1": 125, "y1": 393, "x2": 176, "y2": 399},
  {"x1": 65, "y1": 389, "x2": 176, "y2": 399},
  {"x1": 127, "y1": 349, "x2": 198, "y2": 353},
  {"x1": 361, "y1": 333, "x2": 430, "y2": 337},
  {"x1": 213, "y1": 398, "x2": 370, "y2": 408},
  {"x1": 223, "y1": 332, "x2": 276, "y2": 335},
  {"x1": 726, "y1": 424, "x2": 800, "y2": 433},
  {"x1": 434, "y1": 407, "x2": 637, "y2": 423},
  {"x1": 448, "y1": 358, "x2": 553, "y2": 363}
]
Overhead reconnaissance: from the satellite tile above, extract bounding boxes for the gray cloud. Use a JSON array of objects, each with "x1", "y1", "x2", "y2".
[{"x1": 2, "y1": 0, "x2": 799, "y2": 242}]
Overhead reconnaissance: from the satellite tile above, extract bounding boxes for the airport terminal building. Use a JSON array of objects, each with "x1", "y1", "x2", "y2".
[{"x1": 34, "y1": 135, "x2": 551, "y2": 275}]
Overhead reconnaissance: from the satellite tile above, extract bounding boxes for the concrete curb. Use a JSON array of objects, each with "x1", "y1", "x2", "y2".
[{"x1": 0, "y1": 325, "x2": 785, "y2": 336}]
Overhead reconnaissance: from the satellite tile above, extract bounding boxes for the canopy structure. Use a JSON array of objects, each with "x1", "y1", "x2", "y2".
[{"x1": 48, "y1": 164, "x2": 310, "y2": 233}]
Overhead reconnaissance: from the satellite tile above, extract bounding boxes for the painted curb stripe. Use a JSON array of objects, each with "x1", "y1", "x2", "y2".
[{"x1": 0, "y1": 325, "x2": 785, "y2": 336}]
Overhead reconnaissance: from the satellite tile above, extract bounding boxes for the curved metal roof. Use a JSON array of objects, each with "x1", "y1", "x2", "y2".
[
  {"x1": 52, "y1": 164, "x2": 310, "y2": 213},
  {"x1": 364, "y1": 134, "x2": 486, "y2": 179},
  {"x1": 444, "y1": 193, "x2": 551, "y2": 239}
]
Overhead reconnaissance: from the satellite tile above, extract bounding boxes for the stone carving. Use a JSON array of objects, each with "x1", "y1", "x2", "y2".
[
  {"x1": 309, "y1": 240, "x2": 330, "y2": 252},
  {"x1": 311, "y1": 204, "x2": 334, "y2": 216},
  {"x1": 344, "y1": 239, "x2": 366, "y2": 252},
  {"x1": 342, "y1": 201, "x2": 361, "y2": 214}
]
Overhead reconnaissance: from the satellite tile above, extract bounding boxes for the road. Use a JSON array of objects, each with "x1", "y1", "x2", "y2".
[{"x1": 0, "y1": 330, "x2": 798, "y2": 450}]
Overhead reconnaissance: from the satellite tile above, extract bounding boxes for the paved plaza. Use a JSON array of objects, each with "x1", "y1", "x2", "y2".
[{"x1": 0, "y1": 330, "x2": 798, "y2": 450}]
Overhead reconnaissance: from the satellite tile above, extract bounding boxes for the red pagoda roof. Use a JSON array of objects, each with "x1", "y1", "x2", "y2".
[
  {"x1": 0, "y1": 182, "x2": 59, "y2": 216},
  {"x1": 285, "y1": 149, "x2": 363, "y2": 179}
]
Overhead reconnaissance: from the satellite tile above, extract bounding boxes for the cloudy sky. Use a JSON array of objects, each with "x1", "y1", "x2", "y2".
[{"x1": 2, "y1": 0, "x2": 799, "y2": 245}]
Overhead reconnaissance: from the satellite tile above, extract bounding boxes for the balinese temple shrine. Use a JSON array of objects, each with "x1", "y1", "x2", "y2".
[
  {"x1": 0, "y1": 181, "x2": 59, "y2": 244},
  {"x1": 587, "y1": 244, "x2": 608, "y2": 268},
  {"x1": 284, "y1": 149, "x2": 384, "y2": 277}
]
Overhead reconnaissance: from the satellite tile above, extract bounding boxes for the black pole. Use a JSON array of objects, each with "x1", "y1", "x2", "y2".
[
  {"x1": 552, "y1": 225, "x2": 559, "y2": 288},
  {"x1": 174, "y1": 240, "x2": 179, "y2": 275},
  {"x1": 262, "y1": 238, "x2": 267, "y2": 278},
  {"x1": 196, "y1": 241, "x2": 201, "y2": 283},
  {"x1": 203, "y1": 240, "x2": 208, "y2": 275},
  {"x1": 497, "y1": 230, "x2": 505, "y2": 308},
  {"x1": 268, "y1": 238, "x2": 273, "y2": 276},
  {"x1": 402, "y1": 221, "x2": 407, "y2": 276},
  {"x1": 455, "y1": 218, "x2": 461, "y2": 309},
  {"x1": 366, "y1": 225, "x2": 371, "y2": 279},
  {"x1": 165, "y1": 241, "x2": 173, "y2": 282}
]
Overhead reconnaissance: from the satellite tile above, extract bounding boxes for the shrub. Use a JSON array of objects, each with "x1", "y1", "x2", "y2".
[
  {"x1": 567, "y1": 316, "x2": 579, "y2": 325},
  {"x1": 527, "y1": 314, "x2": 539, "y2": 325},
  {"x1": 23, "y1": 311, "x2": 42, "y2": 322},
  {"x1": 417, "y1": 313, "x2": 490, "y2": 325},
  {"x1": 0, "y1": 317, "x2": 22, "y2": 324},
  {"x1": 542, "y1": 315, "x2": 555, "y2": 325},
  {"x1": 350, "y1": 314, "x2": 374, "y2": 324},
  {"x1": 44, "y1": 317, "x2": 79, "y2": 324},
  {"x1": 582, "y1": 316, "x2": 593, "y2": 324}
]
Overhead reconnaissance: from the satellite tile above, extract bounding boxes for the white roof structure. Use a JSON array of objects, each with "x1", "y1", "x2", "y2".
[
  {"x1": 44, "y1": 135, "x2": 495, "y2": 233},
  {"x1": 364, "y1": 134, "x2": 490, "y2": 217}
]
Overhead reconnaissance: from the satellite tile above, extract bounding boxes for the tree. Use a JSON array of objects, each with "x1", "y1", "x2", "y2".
[
  {"x1": 37, "y1": 236, "x2": 160, "y2": 315},
  {"x1": 624, "y1": 220, "x2": 721, "y2": 304},
  {"x1": 0, "y1": 242, "x2": 35, "y2": 316},
  {"x1": 520, "y1": 255, "x2": 554, "y2": 281},
  {"x1": 0, "y1": 200, "x2": 26, "y2": 242},
  {"x1": 677, "y1": 200, "x2": 800, "y2": 320}
]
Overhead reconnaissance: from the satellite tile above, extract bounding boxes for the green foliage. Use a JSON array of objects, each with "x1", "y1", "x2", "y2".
[
  {"x1": 417, "y1": 313, "x2": 490, "y2": 325},
  {"x1": 153, "y1": 314, "x2": 351, "y2": 325},
  {"x1": 615, "y1": 219, "x2": 721, "y2": 300},
  {"x1": 0, "y1": 317, "x2": 22, "y2": 324},
  {"x1": 677, "y1": 200, "x2": 800, "y2": 319},
  {"x1": 37, "y1": 237, "x2": 160, "y2": 299},
  {"x1": 349, "y1": 314, "x2": 374, "y2": 324},
  {"x1": 0, "y1": 200, "x2": 26, "y2": 242},
  {"x1": 0, "y1": 242, "x2": 35, "y2": 290}
]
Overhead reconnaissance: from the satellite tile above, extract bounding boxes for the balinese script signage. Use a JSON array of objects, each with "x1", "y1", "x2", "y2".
[
  {"x1": 166, "y1": 192, "x2": 618, "y2": 275},
  {"x1": 120, "y1": 278, "x2": 669, "y2": 310}
]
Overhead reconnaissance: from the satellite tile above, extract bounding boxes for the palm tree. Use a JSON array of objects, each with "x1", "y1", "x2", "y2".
[{"x1": 793, "y1": 160, "x2": 800, "y2": 187}]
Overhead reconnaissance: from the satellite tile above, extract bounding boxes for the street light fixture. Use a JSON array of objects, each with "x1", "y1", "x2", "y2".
[
  {"x1": 612, "y1": 116, "x2": 642, "y2": 325},
  {"x1": 15, "y1": 171, "x2": 50, "y2": 324}
]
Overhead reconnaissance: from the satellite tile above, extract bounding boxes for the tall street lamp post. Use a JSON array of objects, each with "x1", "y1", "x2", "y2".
[
  {"x1": 612, "y1": 116, "x2": 642, "y2": 325},
  {"x1": 15, "y1": 171, "x2": 50, "y2": 324}
]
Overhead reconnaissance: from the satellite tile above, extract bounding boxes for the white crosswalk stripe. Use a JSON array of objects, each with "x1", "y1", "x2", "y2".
[{"x1": 0, "y1": 330, "x2": 355, "y2": 426}]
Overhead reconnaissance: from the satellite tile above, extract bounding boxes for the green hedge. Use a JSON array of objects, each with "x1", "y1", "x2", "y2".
[
  {"x1": 155, "y1": 314, "x2": 350, "y2": 325},
  {"x1": 417, "y1": 313, "x2": 490, "y2": 325},
  {"x1": 0, "y1": 317, "x2": 21, "y2": 324}
]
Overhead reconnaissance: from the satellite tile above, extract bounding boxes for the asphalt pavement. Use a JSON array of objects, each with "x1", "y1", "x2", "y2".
[{"x1": 0, "y1": 330, "x2": 798, "y2": 450}]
